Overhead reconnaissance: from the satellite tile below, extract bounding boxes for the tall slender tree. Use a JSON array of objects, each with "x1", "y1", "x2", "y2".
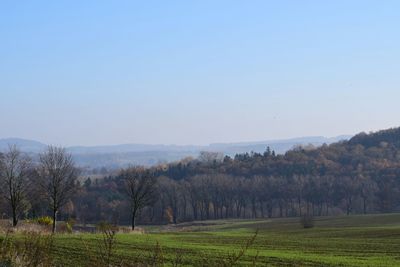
[
  {"x1": 38, "y1": 146, "x2": 78, "y2": 233},
  {"x1": 0, "y1": 145, "x2": 31, "y2": 227},
  {"x1": 120, "y1": 167, "x2": 157, "y2": 230}
]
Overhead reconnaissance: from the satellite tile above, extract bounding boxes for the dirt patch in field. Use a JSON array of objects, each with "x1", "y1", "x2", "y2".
[{"x1": 154, "y1": 220, "x2": 231, "y2": 233}]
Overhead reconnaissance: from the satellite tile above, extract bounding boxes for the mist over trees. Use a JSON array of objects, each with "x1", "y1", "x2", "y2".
[{"x1": 0, "y1": 127, "x2": 400, "y2": 230}]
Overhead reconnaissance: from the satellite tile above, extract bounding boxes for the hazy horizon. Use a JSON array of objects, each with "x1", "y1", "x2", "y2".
[
  {"x1": 0, "y1": 134, "x2": 352, "y2": 148},
  {"x1": 1, "y1": 1, "x2": 400, "y2": 146}
]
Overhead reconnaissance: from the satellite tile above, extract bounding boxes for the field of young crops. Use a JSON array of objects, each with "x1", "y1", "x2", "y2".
[{"x1": 47, "y1": 213, "x2": 400, "y2": 266}]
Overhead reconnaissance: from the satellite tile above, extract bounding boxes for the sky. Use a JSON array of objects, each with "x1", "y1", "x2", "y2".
[{"x1": 1, "y1": 1, "x2": 400, "y2": 146}]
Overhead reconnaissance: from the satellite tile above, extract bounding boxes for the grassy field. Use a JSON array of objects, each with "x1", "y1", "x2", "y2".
[{"x1": 46, "y1": 213, "x2": 400, "y2": 266}]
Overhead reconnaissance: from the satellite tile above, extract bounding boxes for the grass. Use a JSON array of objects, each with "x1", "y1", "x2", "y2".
[{"x1": 6, "y1": 213, "x2": 400, "y2": 266}]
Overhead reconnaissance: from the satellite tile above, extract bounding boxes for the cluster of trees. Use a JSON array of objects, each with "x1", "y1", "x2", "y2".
[
  {"x1": 0, "y1": 145, "x2": 160, "y2": 231},
  {"x1": 1, "y1": 127, "x2": 400, "y2": 230},
  {"x1": 0, "y1": 145, "x2": 77, "y2": 232}
]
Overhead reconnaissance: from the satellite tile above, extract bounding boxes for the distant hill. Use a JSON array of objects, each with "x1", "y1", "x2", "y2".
[
  {"x1": 0, "y1": 138, "x2": 47, "y2": 153},
  {"x1": 67, "y1": 144, "x2": 202, "y2": 154},
  {"x1": 0, "y1": 135, "x2": 351, "y2": 169}
]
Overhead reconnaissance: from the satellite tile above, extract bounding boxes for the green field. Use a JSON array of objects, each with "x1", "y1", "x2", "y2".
[{"x1": 46, "y1": 213, "x2": 400, "y2": 266}]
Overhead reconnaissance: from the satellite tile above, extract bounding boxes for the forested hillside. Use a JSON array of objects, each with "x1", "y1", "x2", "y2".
[{"x1": 1, "y1": 128, "x2": 400, "y2": 227}]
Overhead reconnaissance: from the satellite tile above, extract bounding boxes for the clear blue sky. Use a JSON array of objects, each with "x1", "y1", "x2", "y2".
[{"x1": 1, "y1": 1, "x2": 400, "y2": 146}]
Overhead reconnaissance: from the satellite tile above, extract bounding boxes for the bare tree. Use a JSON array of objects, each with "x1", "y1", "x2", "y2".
[
  {"x1": 0, "y1": 145, "x2": 32, "y2": 227},
  {"x1": 120, "y1": 167, "x2": 157, "y2": 230},
  {"x1": 38, "y1": 146, "x2": 78, "y2": 233},
  {"x1": 159, "y1": 176, "x2": 181, "y2": 224},
  {"x1": 199, "y1": 151, "x2": 224, "y2": 164}
]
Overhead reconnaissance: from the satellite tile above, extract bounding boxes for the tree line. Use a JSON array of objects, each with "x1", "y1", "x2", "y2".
[{"x1": 1, "y1": 127, "x2": 400, "y2": 231}]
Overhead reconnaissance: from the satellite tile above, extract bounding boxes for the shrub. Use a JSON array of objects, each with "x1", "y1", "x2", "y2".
[
  {"x1": 196, "y1": 230, "x2": 259, "y2": 267},
  {"x1": 66, "y1": 218, "x2": 76, "y2": 233},
  {"x1": 36, "y1": 216, "x2": 54, "y2": 226},
  {"x1": 82, "y1": 222, "x2": 119, "y2": 267},
  {"x1": 301, "y1": 214, "x2": 315, "y2": 228},
  {"x1": 57, "y1": 222, "x2": 71, "y2": 234},
  {"x1": 0, "y1": 231, "x2": 54, "y2": 267}
]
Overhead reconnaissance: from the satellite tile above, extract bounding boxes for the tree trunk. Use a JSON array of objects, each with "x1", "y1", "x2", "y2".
[
  {"x1": 173, "y1": 207, "x2": 177, "y2": 224},
  {"x1": 236, "y1": 203, "x2": 241, "y2": 218},
  {"x1": 182, "y1": 200, "x2": 187, "y2": 219},
  {"x1": 12, "y1": 203, "x2": 18, "y2": 227},
  {"x1": 298, "y1": 198, "x2": 302, "y2": 216},
  {"x1": 193, "y1": 204, "x2": 198, "y2": 220},
  {"x1": 363, "y1": 197, "x2": 367, "y2": 214},
  {"x1": 52, "y1": 209, "x2": 57, "y2": 233},
  {"x1": 206, "y1": 201, "x2": 210, "y2": 219},
  {"x1": 213, "y1": 203, "x2": 218, "y2": 219},
  {"x1": 260, "y1": 201, "x2": 264, "y2": 218},
  {"x1": 12, "y1": 213, "x2": 18, "y2": 227},
  {"x1": 346, "y1": 197, "x2": 352, "y2": 215},
  {"x1": 251, "y1": 199, "x2": 257, "y2": 218},
  {"x1": 131, "y1": 209, "x2": 137, "y2": 230},
  {"x1": 267, "y1": 203, "x2": 273, "y2": 218}
]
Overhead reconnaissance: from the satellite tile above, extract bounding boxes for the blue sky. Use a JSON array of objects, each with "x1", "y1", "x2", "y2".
[{"x1": 1, "y1": 1, "x2": 400, "y2": 146}]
